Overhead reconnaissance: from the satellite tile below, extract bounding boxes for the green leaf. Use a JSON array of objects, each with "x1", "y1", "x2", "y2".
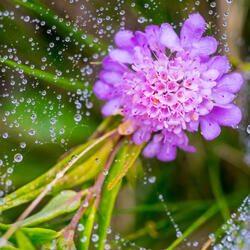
[
  {"x1": 15, "y1": 230, "x2": 35, "y2": 250},
  {"x1": 21, "y1": 190, "x2": 81, "y2": 227},
  {"x1": 96, "y1": 140, "x2": 132, "y2": 250},
  {"x1": 59, "y1": 137, "x2": 117, "y2": 190},
  {"x1": 78, "y1": 202, "x2": 96, "y2": 250},
  {"x1": 19, "y1": 228, "x2": 58, "y2": 246},
  {"x1": 0, "y1": 58, "x2": 86, "y2": 92},
  {"x1": 0, "y1": 117, "x2": 119, "y2": 212},
  {"x1": 0, "y1": 245, "x2": 19, "y2": 250},
  {"x1": 57, "y1": 236, "x2": 76, "y2": 250},
  {"x1": 126, "y1": 158, "x2": 144, "y2": 187},
  {"x1": 107, "y1": 141, "x2": 144, "y2": 190},
  {"x1": 0, "y1": 223, "x2": 58, "y2": 246}
]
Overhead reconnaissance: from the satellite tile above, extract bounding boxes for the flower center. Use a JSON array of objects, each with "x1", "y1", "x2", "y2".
[{"x1": 121, "y1": 53, "x2": 203, "y2": 132}]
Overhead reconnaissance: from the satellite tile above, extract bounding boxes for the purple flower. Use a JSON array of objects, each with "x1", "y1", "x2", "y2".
[{"x1": 94, "y1": 13, "x2": 243, "y2": 162}]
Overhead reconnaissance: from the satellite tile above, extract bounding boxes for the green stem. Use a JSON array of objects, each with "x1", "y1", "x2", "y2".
[
  {"x1": 167, "y1": 204, "x2": 219, "y2": 250},
  {"x1": 0, "y1": 57, "x2": 86, "y2": 92}
]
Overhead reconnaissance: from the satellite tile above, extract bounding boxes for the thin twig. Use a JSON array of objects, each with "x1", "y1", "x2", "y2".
[
  {"x1": 0, "y1": 129, "x2": 118, "y2": 245},
  {"x1": 201, "y1": 238, "x2": 213, "y2": 250},
  {"x1": 63, "y1": 136, "x2": 123, "y2": 244}
]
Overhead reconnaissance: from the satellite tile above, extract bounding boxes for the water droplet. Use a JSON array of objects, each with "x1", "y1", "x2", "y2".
[
  {"x1": 81, "y1": 236, "x2": 87, "y2": 242},
  {"x1": 14, "y1": 153, "x2": 23, "y2": 162},
  {"x1": 77, "y1": 223, "x2": 85, "y2": 231},
  {"x1": 246, "y1": 125, "x2": 250, "y2": 134},
  {"x1": 176, "y1": 231, "x2": 182, "y2": 238},
  {"x1": 210, "y1": 2, "x2": 216, "y2": 8},
  {"x1": 138, "y1": 16, "x2": 146, "y2": 23},
  {"x1": 91, "y1": 234, "x2": 99, "y2": 242},
  {"x1": 193, "y1": 241, "x2": 198, "y2": 247},
  {"x1": 28, "y1": 129, "x2": 36, "y2": 136},
  {"x1": 74, "y1": 114, "x2": 82, "y2": 122},
  {"x1": 24, "y1": 16, "x2": 30, "y2": 22},
  {"x1": 148, "y1": 176, "x2": 156, "y2": 183}
]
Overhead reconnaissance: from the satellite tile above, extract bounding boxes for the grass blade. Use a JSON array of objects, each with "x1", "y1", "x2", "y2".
[
  {"x1": 78, "y1": 202, "x2": 96, "y2": 250},
  {"x1": 15, "y1": 230, "x2": 35, "y2": 250},
  {"x1": 0, "y1": 57, "x2": 86, "y2": 92},
  {"x1": 167, "y1": 204, "x2": 219, "y2": 250},
  {"x1": 107, "y1": 141, "x2": 144, "y2": 191},
  {"x1": 95, "y1": 141, "x2": 133, "y2": 249},
  {"x1": 6, "y1": 0, "x2": 107, "y2": 53},
  {"x1": 21, "y1": 190, "x2": 81, "y2": 227}
]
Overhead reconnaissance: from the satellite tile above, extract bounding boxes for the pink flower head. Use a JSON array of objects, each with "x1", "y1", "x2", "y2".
[{"x1": 94, "y1": 13, "x2": 243, "y2": 161}]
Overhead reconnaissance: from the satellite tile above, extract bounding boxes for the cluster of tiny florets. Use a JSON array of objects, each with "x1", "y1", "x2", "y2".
[{"x1": 94, "y1": 13, "x2": 243, "y2": 161}]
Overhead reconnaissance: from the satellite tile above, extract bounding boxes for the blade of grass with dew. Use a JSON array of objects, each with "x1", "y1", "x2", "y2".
[
  {"x1": 78, "y1": 202, "x2": 96, "y2": 250},
  {"x1": 126, "y1": 158, "x2": 144, "y2": 187},
  {"x1": 96, "y1": 140, "x2": 135, "y2": 250},
  {"x1": 5, "y1": 0, "x2": 107, "y2": 53},
  {"x1": 20, "y1": 190, "x2": 81, "y2": 227},
  {"x1": 0, "y1": 118, "x2": 119, "y2": 211},
  {"x1": 0, "y1": 136, "x2": 117, "y2": 212},
  {"x1": 166, "y1": 204, "x2": 219, "y2": 250},
  {"x1": 1, "y1": 88, "x2": 98, "y2": 144},
  {"x1": 0, "y1": 57, "x2": 87, "y2": 92},
  {"x1": 112, "y1": 191, "x2": 247, "y2": 247},
  {"x1": 107, "y1": 141, "x2": 145, "y2": 191},
  {"x1": 112, "y1": 204, "x2": 209, "y2": 247},
  {"x1": 52, "y1": 136, "x2": 119, "y2": 191},
  {"x1": 0, "y1": 11, "x2": 77, "y2": 75}
]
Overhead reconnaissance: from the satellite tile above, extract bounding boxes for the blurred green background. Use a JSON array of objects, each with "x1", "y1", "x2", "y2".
[{"x1": 0, "y1": 0, "x2": 249, "y2": 249}]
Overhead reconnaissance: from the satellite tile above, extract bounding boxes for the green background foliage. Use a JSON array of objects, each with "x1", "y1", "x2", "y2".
[{"x1": 0, "y1": 0, "x2": 249, "y2": 249}]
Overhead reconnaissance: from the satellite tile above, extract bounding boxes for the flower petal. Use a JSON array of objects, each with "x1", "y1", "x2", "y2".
[
  {"x1": 208, "y1": 104, "x2": 242, "y2": 127},
  {"x1": 114, "y1": 30, "x2": 136, "y2": 49},
  {"x1": 180, "y1": 13, "x2": 206, "y2": 46},
  {"x1": 200, "y1": 117, "x2": 221, "y2": 140},
  {"x1": 207, "y1": 56, "x2": 230, "y2": 79},
  {"x1": 201, "y1": 69, "x2": 220, "y2": 81},
  {"x1": 99, "y1": 70, "x2": 122, "y2": 86},
  {"x1": 157, "y1": 143, "x2": 177, "y2": 162},
  {"x1": 101, "y1": 98, "x2": 121, "y2": 116},
  {"x1": 179, "y1": 144, "x2": 196, "y2": 152},
  {"x1": 109, "y1": 49, "x2": 133, "y2": 64},
  {"x1": 198, "y1": 99, "x2": 214, "y2": 115},
  {"x1": 132, "y1": 126, "x2": 151, "y2": 145},
  {"x1": 145, "y1": 25, "x2": 165, "y2": 53},
  {"x1": 135, "y1": 31, "x2": 148, "y2": 47},
  {"x1": 102, "y1": 56, "x2": 128, "y2": 72},
  {"x1": 159, "y1": 23, "x2": 181, "y2": 51},
  {"x1": 192, "y1": 37, "x2": 217, "y2": 56},
  {"x1": 212, "y1": 89, "x2": 235, "y2": 104},
  {"x1": 216, "y1": 72, "x2": 244, "y2": 93},
  {"x1": 93, "y1": 80, "x2": 114, "y2": 101},
  {"x1": 143, "y1": 140, "x2": 161, "y2": 158}
]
